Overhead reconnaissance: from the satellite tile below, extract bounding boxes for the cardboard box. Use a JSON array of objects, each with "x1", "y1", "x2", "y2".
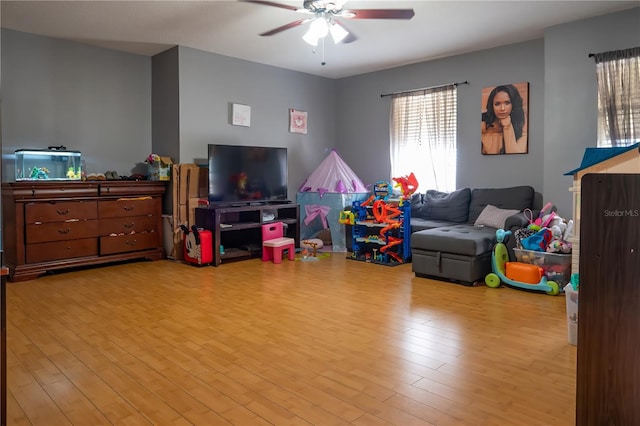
[
  {"x1": 198, "y1": 167, "x2": 209, "y2": 197},
  {"x1": 178, "y1": 164, "x2": 200, "y2": 204},
  {"x1": 188, "y1": 197, "x2": 202, "y2": 228},
  {"x1": 173, "y1": 228, "x2": 184, "y2": 261},
  {"x1": 186, "y1": 166, "x2": 200, "y2": 198},
  {"x1": 178, "y1": 204, "x2": 188, "y2": 228},
  {"x1": 148, "y1": 156, "x2": 173, "y2": 181}
]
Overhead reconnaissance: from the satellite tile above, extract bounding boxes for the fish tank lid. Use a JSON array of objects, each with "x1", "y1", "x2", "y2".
[{"x1": 15, "y1": 148, "x2": 81, "y2": 155}]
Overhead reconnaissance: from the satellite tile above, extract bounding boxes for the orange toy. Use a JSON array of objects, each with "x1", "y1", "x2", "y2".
[
  {"x1": 372, "y1": 199, "x2": 401, "y2": 223},
  {"x1": 393, "y1": 172, "x2": 419, "y2": 200},
  {"x1": 505, "y1": 262, "x2": 544, "y2": 284},
  {"x1": 379, "y1": 221, "x2": 404, "y2": 263}
]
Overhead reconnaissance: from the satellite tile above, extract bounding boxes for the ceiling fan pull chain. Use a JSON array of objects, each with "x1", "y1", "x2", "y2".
[{"x1": 321, "y1": 37, "x2": 326, "y2": 66}]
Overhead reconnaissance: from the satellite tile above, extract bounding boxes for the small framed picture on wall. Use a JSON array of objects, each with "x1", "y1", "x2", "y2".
[
  {"x1": 231, "y1": 103, "x2": 251, "y2": 127},
  {"x1": 481, "y1": 82, "x2": 529, "y2": 155},
  {"x1": 289, "y1": 109, "x2": 307, "y2": 134}
]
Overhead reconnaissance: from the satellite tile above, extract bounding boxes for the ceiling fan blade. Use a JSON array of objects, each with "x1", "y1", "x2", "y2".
[
  {"x1": 342, "y1": 9, "x2": 415, "y2": 20},
  {"x1": 259, "y1": 19, "x2": 311, "y2": 36},
  {"x1": 242, "y1": 0, "x2": 302, "y2": 12}
]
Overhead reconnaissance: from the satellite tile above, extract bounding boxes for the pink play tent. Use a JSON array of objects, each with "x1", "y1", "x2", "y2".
[{"x1": 297, "y1": 150, "x2": 369, "y2": 251}]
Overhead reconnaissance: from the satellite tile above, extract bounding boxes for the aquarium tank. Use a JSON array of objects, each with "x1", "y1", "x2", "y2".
[{"x1": 15, "y1": 148, "x2": 82, "y2": 181}]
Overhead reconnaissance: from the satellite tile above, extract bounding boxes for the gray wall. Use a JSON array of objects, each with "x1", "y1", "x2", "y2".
[
  {"x1": 175, "y1": 46, "x2": 337, "y2": 197},
  {"x1": 543, "y1": 7, "x2": 640, "y2": 216},
  {"x1": 335, "y1": 39, "x2": 545, "y2": 197},
  {"x1": 1, "y1": 29, "x2": 151, "y2": 180},
  {"x1": 335, "y1": 7, "x2": 639, "y2": 217},
  {"x1": 152, "y1": 46, "x2": 180, "y2": 164},
  {"x1": 1, "y1": 7, "x2": 638, "y2": 218}
]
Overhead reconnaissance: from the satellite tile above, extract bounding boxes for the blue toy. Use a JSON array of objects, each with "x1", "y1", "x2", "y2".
[{"x1": 485, "y1": 229, "x2": 560, "y2": 296}]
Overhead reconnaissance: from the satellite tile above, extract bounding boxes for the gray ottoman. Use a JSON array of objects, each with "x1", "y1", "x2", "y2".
[{"x1": 411, "y1": 224, "x2": 497, "y2": 285}]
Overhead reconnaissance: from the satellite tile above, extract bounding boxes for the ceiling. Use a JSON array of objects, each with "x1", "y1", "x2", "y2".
[{"x1": 1, "y1": 1, "x2": 638, "y2": 79}]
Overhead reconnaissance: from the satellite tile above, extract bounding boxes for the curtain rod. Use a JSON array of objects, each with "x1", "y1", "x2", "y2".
[{"x1": 380, "y1": 80, "x2": 469, "y2": 98}]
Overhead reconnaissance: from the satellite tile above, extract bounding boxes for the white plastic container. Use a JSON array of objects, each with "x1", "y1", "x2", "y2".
[{"x1": 564, "y1": 284, "x2": 579, "y2": 345}]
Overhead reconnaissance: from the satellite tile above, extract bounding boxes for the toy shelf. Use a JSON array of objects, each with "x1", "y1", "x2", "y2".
[{"x1": 347, "y1": 198, "x2": 411, "y2": 266}]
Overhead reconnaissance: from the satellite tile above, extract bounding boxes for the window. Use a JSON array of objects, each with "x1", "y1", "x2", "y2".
[
  {"x1": 595, "y1": 47, "x2": 640, "y2": 148},
  {"x1": 389, "y1": 85, "x2": 457, "y2": 193}
]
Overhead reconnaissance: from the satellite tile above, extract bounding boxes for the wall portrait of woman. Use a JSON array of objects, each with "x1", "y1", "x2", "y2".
[{"x1": 481, "y1": 82, "x2": 529, "y2": 155}]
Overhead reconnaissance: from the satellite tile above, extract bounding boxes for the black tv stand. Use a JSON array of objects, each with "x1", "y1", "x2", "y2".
[{"x1": 195, "y1": 202, "x2": 300, "y2": 266}]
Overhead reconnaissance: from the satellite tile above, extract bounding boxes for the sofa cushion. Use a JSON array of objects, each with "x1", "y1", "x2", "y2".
[
  {"x1": 411, "y1": 218, "x2": 457, "y2": 233},
  {"x1": 474, "y1": 205, "x2": 521, "y2": 229},
  {"x1": 411, "y1": 224, "x2": 497, "y2": 256},
  {"x1": 410, "y1": 193, "x2": 424, "y2": 217},
  {"x1": 416, "y1": 188, "x2": 471, "y2": 223},
  {"x1": 468, "y1": 186, "x2": 534, "y2": 224}
]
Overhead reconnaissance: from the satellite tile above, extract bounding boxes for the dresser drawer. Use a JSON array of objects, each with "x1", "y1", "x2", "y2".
[
  {"x1": 10, "y1": 182, "x2": 99, "y2": 200},
  {"x1": 99, "y1": 198, "x2": 158, "y2": 218},
  {"x1": 100, "y1": 182, "x2": 166, "y2": 196},
  {"x1": 25, "y1": 200, "x2": 98, "y2": 224},
  {"x1": 26, "y1": 238, "x2": 99, "y2": 263},
  {"x1": 26, "y1": 219, "x2": 99, "y2": 244},
  {"x1": 99, "y1": 216, "x2": 158, "y2": 235},
  {"x1": 100, "y1": 231, "x2": 159, "y2": 255}
]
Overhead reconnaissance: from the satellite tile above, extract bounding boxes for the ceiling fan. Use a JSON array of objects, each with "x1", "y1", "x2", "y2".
[{"x1": 244, "y1": 0, "x2": 415, "y2": 45}]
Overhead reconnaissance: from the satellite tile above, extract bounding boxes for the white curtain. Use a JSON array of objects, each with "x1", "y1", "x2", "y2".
[
  {"x1": 389, "y1": 85, "x2": 457, "y2": 192},
  {"x1": 595, "y1": 47, "x2": 640, "y2": 147}
]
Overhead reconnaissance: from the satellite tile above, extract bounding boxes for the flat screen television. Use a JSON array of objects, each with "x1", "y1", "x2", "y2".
[{"x1": 208, "y1": 144, "x2": 288, "y2": 205}]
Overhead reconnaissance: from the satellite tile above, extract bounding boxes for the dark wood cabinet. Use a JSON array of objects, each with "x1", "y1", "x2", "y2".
[
  {"x1": 2, "y1": 181, "x2": 166, "y2": 282},
  {"x1": 195, "y1": 203, "x2": 300, "y2": 266},
  {"x1": 577, "y1": 173, "x2": 640, "y2": 425}
]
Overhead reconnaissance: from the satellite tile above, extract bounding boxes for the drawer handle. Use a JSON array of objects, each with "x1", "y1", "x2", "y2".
[
  {"x1": 126, "y1": 239, "x2": 137, "y2": 246},
  {"x1": 57, "y1": 209, "x2": 70, "y2": 215},
  {"x1": 123, "y1": 206, "x2": 135, "y2": 211},
  {"x1": 123, "y1": 223, "x2": 135, "y2": 229},
  {"x1": 58, "y1": 228, "x2": 71, "y2": 235}
]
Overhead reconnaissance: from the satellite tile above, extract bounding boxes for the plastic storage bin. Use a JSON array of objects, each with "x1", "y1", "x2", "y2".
[
  {"x1": 513, "y1": 248, "x2": 571, "y2": 286},
  {"x1": 15, "y1": 149, "x2": 82, "y2": 180},
  {"x1": 564, "y1": 284, "x2": 578, "y2": 345}
]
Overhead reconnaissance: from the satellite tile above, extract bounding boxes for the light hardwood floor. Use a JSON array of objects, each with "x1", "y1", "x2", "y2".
[{"x1": 6, "y1": 255, "x2": 576, "y2": 425}]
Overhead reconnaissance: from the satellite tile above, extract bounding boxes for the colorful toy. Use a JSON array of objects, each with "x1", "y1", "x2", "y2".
[
  {"x1": 67, "y1": 167, "x2": 78, "y2": 179},
  {"x1": 30, "y1": 166, "x2": 50, "y2": 179},
  {"x1": 392, "y1": 172, "x2": 419, "y2": 200},
  {"x1": 485, "y1": 229, "x2": 560, "y2": 295},
  {"x1": 505, "y1": 262, "x2": 544, "y2": 284},
  {"x1": 338, "y1": 210, "x2": 355, "y2": 225},
  {"x1": 373, "y1": 181, "x2": 391, "y2": 200},
  {"x1": 348, "y1": 196, "x2": 411, "y2": 266},
  {"x1": 180, "y1": 224, "x2": 213, "y2": 266}
]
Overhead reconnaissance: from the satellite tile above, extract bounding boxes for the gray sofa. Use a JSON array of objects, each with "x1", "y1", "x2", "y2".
[{"x1": 410, "y1": 186, "x2": 536, "y2": 285}]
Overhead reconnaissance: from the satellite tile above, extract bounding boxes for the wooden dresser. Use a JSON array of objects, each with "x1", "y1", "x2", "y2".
[{"x1": 2, "y1": 181, "x2": 166, "y2": 282}]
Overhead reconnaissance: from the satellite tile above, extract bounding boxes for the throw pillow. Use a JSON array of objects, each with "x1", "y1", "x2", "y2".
[
  {"x1": 474, "y1": 204, "x2": 520, "y2": 229},
  {"x1": 410, "y1": 193, "x2": 423, "y2": 217},
  {"x1": 468, "y1": 186, "x2": 534, "y2": 224},
  {"x1": 419, "y1": 188, "x2": 471, "y2": 223}
]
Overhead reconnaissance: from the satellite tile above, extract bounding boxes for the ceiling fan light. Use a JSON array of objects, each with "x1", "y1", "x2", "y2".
[
  {"x1": 329, "y1": 23, "x2": 348, "y2": 43},
  {"x1": 309, "y1": 17, "x2": 329, "y2": 38},
  {"x1": 302, "y1": 28, "x2": 319, "y2": 46}
]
